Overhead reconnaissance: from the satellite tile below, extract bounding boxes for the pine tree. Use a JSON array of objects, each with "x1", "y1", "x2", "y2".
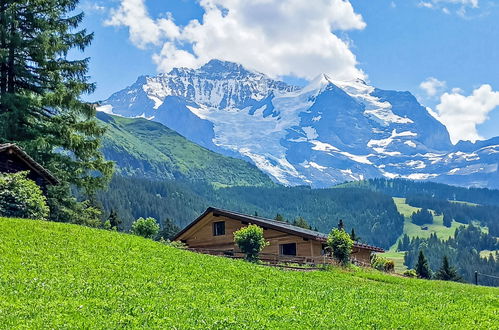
[
  {"x1": 337, "y1": 219, "x2": 344, "y2": 231},
  {"x1": 435, "y1": 256, "x2": 461, "y2": 281},
  {"x1": 443, "y1": 213, "x2": 452, "y2": 228},
  {"x1": 397, "y1": 239, "x2": 403, "y2": 252},
  {"x1": 292, "y1": 216, "x2": 311, "y2": 230},
  {"x1": 350, "y1": 228, "x2": 360, "y2": 242},
  {"x1": 402, "y1": 234, "x2": 410, "y2": 251},
  {"x1": 274, "y1": 213, "x2": 285, "y2": 222},
  {"x1": 0, "y1": 0, "x2": 113, "y2": 221},
  {"x1": 415, "y1": 250, "x2": 431, "y2": 279},
  {"x1": 107, "y1": 209, "x2": 121, "y2": 230}
]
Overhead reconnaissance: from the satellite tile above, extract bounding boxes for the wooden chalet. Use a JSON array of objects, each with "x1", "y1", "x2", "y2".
[
  {"x1": 0, "y1": 143, "x2": 59, "y2": 190},
  {"x1": 174, "y1": 207, "x2": 384, "y2": 265}
]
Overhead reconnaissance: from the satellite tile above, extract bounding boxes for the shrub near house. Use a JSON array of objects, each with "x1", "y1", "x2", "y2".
[{"x1": 0, "y1": 171, "x2": 49, "y2": 219}]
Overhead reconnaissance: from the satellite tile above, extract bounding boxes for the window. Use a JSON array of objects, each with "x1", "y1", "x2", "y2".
[
  {"x1": 279, "y1": 243, "x2": 297, "y2": 256},
  {"x1": 213, "y1": 221, "x2": 225, "y2": 236}
]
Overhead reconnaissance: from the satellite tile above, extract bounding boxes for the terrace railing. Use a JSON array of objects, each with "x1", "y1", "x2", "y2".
[{"x1": 186, "y1": 248, "x2": 349, "y2": 267}]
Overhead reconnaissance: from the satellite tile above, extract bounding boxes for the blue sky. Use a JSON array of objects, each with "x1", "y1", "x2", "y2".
[{"x1": 78, "y1": 0, "x2": 499, "y2": 143}]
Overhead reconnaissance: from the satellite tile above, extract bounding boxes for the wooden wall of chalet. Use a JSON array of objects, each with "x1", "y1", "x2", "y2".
[
  {"x1": 0, "y1": 152, "x2": 48, "y2": 189},
  {"x1": 178, "y1": 213, "x2": 327, "y2": 258}
]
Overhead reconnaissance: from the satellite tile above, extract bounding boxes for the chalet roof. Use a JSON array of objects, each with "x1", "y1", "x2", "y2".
[
  {"x1": 175, "y1": 207, "x2": 384, "y2": 253},
  {"x1": 0, "y1": 143, "x2": 59, "y2": 185}
]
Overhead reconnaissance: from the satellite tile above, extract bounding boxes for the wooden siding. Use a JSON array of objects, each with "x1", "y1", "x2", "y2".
[
  {"x1": 0, "y1": 152, "x2": 48, "y2": 189},
  {"x1": 176, "y1": 212, "x2": 374, "y2": 263}
]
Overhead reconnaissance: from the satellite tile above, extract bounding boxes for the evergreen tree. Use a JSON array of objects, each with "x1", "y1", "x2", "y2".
[
  {"x1": 337, "y1": 219, "x2": 344, "y2": 231},
  {"x1": 292, "y1": 216, "x2": 311, "y2": 230},
  {"x1": 402, "y1": 234, "x2": 410, "y2": 251},
  {"x1": 397, "y1": 239, "x2": 403, "y2": 252},
  {"x1": 416, "y1": 250, "x2": 431, "y2": 279},
  {"x1": 107, "y1": 209, "x2": 121, "y2": 230},
  {"x1": 443, "y1": 213, "x2": 452, "y2": 228},
  {"x1": 274, "y1": 213, "x2": 285, "y2": 222},
  {"x1": 350, "y1": 228, "x2": 360, "y2": 241},
  {"x1": 157, "y1": 218, "x2": 181, "y2": 241},
  {"x1": 0, "y1": 0, "x2": 113, "y2": 221},
  {"x1": 434, "y1": 256, "x2": 461, "y2": 282}
]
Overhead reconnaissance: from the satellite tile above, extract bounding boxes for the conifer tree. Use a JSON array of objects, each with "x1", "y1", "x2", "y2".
[
  {"x1": 0, "y1": 0, "x2": 113, "y2": 221},
  {"x1": 443, "y1": 213, "x2": 452, "y2": 228},
  {"x1": 107, "y1": 209, "x2": 121, "y2": 230},
  {"x1": 350, "y1": 228, "x2": 360, "y2": 242},
  {"x1": 416, "y1": 250, "x2": 431, "y2": 279},
  {"x1": 274, "y1": 213, "x2": 285, "y2": 222},
  {"x1": 435, "y1": 256, "x2": 461, "y2": 281}
]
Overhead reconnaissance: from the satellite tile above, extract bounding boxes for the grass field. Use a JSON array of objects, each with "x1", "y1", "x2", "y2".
[
  {"x1": 392, "y1": 197, "x2": 465, "y2": 244},
  {"x1": 1, "y1": 218, "x2": 498, "y2": 328}
]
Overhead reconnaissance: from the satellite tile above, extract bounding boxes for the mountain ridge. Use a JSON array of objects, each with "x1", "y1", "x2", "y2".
[{"x1": 98, "y1": 59, "x2": 499, "y2": 189}]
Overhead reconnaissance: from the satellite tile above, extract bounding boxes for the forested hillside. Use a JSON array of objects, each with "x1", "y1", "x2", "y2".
[
  {"x1": 98, "y1": 176, "x2": 404, "y2": 249},
  {"x1": 345, "y1": 178, "x2": 499, "y2": 206},
  {"x1": 97, "y1": 112, "x2": 274, "y2": 188}
]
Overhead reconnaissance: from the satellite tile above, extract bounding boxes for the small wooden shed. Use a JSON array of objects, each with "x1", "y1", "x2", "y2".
[
  {"x1": 0, "y1": 143, "x2": 59, "y2": 190},
  {"x1": 174, "y1": 207, "x2": 384, "y2": 265}
]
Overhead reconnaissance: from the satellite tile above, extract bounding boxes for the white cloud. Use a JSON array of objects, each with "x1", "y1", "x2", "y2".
[
  {"x1": 419, "y1": 0, "x2": 478, "y2": 8},
  {"x1": 104, "y1": 0, "x2": 180, "y2": 49},
  {"x1": 420, "y1": 77, "x2": 446, "y2": 98},
  {"x1": 433, "y1": 85, "x2": 499, "y2": 143},
  {"x1": 105, "y1": 0, "x2": 367, "y2": 80},
  {"x1": 418, "y1": 0, "x2": 479, "y2": 16}
]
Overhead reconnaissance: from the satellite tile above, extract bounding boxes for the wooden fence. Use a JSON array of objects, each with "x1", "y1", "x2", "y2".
[{"x1": 186, "y1": 248, "x2": 371, "y2": 268}]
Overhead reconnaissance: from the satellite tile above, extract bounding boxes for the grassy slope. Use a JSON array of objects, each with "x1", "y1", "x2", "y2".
[
  {"x1": 392, "y1": 197, "x2": 463, "y2": 242},
  {"x1": 98, "y1": 112, "x2": 274, "y2": 188},
  {"x1": 1, "y1": 218, "x2": 497, "y2": 328}
]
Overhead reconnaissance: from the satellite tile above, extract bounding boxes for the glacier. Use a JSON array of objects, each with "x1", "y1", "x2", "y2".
[{"x1": 98, "y1": 59, "x2": 499, "y2": 189}]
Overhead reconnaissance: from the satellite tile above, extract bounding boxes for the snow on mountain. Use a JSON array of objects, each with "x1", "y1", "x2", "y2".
[{"x1": 98, "y1": 60, "x2": 499, "y2": 189}]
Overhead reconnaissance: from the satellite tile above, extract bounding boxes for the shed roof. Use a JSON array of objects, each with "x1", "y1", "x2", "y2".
[
  {"x1": 0, "y1": 143, "x2": 59, "y2": 185},
  {"x1": 174, "y1": 207, "x2": 384, "y2": 252}
]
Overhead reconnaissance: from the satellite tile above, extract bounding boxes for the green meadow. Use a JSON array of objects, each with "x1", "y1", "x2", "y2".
[{"x1": 0, "y1": 217, "x2": 497, "y2": 328}]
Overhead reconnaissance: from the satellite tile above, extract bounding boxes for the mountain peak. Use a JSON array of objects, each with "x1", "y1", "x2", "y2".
[{"x1": 199, "y1": 59, "x2": 253, "y2": 76}]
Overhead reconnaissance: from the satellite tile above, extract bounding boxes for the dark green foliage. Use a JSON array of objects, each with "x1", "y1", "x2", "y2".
[
  {"x1": 443, "y1": 213, "x2": 452, "y2": 228},
  {"x1": 98, "y1": 176, "x2": 405, "y2": 249},
  {"x1": 351, "y1": 178, "x2": 499, "y2": 207},
  {"x1": 350, "y1": 228, "x2": 360, "y2": 242},
  {"x1": 292, "y1": 216, "x2": 311, "y2": 230},
  {"x1": 397, "y1": 234, "x2": 411, "y2": 252},
  {"x1": 156, "y1": 218, "x2": 180, "y2": 241},
  {"x1": 404, "y1": 226, "x2": 499, "y2": 286},
  {"x1": 131, "y1": 217, "x2": 159, "y2": 239},
  {"x1": 233, "y1": 225, "x2": 268, "y2": 262},
  {"x1": 274, "y1": 214, "x2": 285, "y2": 222},
  {"x1": 416, "y1": 251, "x2": 431, "y2": 279},
  {"x1": 411, "y1": 208, "x2": 433, "y2": 226},
  {"x1": 435, "y1": 256, "x2": 462, "y2": 282},
  {"x1": 0, "y1": 171, "x2": 49, "y2": 219},
  {"x1": 0, "y1": 0, "x2": 113, "y2": 220},
  {"x1": 327, "y1": 228, "x2": 353, "y2": 265},
  {"x1": 107, "y1": 209, "x2": 121, "y2": 231}
]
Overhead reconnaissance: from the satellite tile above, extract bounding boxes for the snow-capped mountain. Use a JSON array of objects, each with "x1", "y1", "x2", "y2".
[{"x1": 99, "y1": 60, "x2": 499, "y2": 189}]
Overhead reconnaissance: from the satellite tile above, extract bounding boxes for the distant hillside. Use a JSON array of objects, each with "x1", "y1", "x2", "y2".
[
  {"x1": 1, "y1": 217, "x2": 497, "y2": 328},
  {"x1": 99, "y1": 176, "x2": 404, "y2": 249},
  {"x1": 97, "y1": 112, "x2": 274, "y2": 188},
  {"x1": 341, "y1": 178, "x2": 499, "y2": 206}
]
